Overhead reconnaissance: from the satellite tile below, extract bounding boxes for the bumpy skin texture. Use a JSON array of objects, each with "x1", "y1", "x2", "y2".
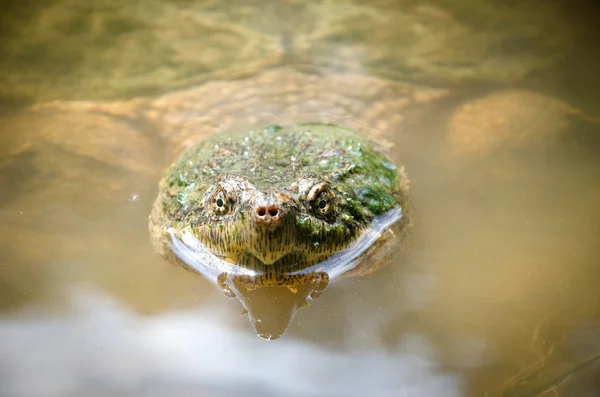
[{"x1": 149, "y1": 123, "x2": 408, "y2": 275}]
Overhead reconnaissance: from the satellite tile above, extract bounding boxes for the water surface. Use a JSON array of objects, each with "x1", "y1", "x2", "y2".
[{"x1": 1, "y1": 1, "x2": 599, "y2": 396}]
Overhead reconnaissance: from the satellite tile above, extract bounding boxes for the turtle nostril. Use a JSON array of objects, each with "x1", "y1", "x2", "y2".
[{"x1": 255, "y1": 205, "x2": 280, "y2": 219}]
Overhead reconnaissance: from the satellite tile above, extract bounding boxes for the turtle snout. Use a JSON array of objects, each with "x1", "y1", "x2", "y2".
[
  {"x1": 247, "y1": 198, "x2": 296, "y2": 264},
  {"x1": 254, "y1": 203, "x2": 284, "y2": 226}
]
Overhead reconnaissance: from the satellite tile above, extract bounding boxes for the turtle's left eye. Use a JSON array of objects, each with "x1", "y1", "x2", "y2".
[
  {"x1": 313, "y1": 190, "x2": 333, "y2": 215},
  {"x1": 306, "y1": 183, "x2": 335, "y2": 216}
]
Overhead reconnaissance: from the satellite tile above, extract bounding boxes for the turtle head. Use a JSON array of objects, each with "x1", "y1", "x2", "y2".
[
  {"x1": 154, "y1": 123, "x2": 407, "y2": 272},
  {"x1": 150, "y1": 123, "x2": 408, "y2": 339},
  {"x1": 187, "y1": 175, "x2": 363, "y2": 269}
]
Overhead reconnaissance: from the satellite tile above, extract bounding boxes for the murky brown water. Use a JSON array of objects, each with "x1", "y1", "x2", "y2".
[{"x1": 1, "y1": 1, "x2": 600, "y2": 396}]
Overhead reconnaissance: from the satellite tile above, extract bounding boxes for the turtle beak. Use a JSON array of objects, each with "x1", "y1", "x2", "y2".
[{"x1": 246, "y1": 199, "x2": 296, "y2": 265}]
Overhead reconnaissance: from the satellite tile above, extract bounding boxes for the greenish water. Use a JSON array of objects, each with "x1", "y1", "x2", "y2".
[{"x1": 1, "y1": 1, "x2": 599, "y2": 396}]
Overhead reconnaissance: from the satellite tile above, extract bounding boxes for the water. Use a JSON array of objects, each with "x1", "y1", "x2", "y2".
[{"x1": 1, "y1": 1, "x2": 600, "y2": 396}]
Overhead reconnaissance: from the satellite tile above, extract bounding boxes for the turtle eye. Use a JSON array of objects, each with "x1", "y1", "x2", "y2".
[
  {"x1": 207, "y1": 181, "x2": 240, "y2": 215},
  {"x1": 314, "y1": 191, "x2": 333, "y2": 215},
  {"x1": 306, "y1": 183, "x2": 335, "y2": 216},
  {"x1": 213, "y1": 190, "x2": 231, "y2": 214}
]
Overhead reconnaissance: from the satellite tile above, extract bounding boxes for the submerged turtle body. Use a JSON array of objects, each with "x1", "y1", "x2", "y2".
[
  {"x1": 1, "y1": 65, "x2": 592, "y2": 338},
  {"x1": 0, "y1": 1, "x2": 594, "y2": 340}
]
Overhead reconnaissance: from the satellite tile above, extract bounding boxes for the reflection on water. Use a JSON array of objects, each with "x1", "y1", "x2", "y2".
[
  {"x1": 0, "y1": 288, "x2": 462, "y2": 397},
  {"x1": 1, "y1": 1, "x2": 600, "y2": 397}
]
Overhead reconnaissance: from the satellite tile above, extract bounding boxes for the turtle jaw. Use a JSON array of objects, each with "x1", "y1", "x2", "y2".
[
  {"x1": 239, "y1": 197, "x2": 299, "y2": 265},
  {"x1": 244, "y1": 218, "x2": 299, "y2": 265},
  {"x1": 247, "y1": 250, "x2": 290, "y2": 266}
]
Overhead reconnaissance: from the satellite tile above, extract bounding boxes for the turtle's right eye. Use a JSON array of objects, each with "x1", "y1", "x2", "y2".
[
  {"x1": 213, "y1": 189, "x2": 231, "y2": 215},
  {"x1": 206, "y1": 180, "x2": 243, "y2": 216}
]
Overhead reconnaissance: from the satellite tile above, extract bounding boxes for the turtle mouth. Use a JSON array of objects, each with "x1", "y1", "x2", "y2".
[
  {"x1": 169, "y1": 204, "x2": 404, "y2": 283},
  {"x1": 244, "y1": 250, "x2": 333, "y2": 272},
  {"x1": 245, "y1": 250, "x2": 303, "y2": 268}
]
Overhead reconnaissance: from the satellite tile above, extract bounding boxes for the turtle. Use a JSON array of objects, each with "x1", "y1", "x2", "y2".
[
  {"x1": 148, "y1": 121, "x2": 409, "y2": 338},
  {"x1": 1, "y1": 63, "x2": 597, "y2": 338}
]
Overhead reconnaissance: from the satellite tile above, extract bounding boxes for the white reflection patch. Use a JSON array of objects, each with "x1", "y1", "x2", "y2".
[{"x1": 0, "y1": 289, "x2": 462, "y2": 397}]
